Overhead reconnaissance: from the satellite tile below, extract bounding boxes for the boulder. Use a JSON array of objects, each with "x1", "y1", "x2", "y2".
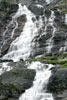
[
  {"x1": 0, "y1": 0, "x2": 32, "y2": 6},
  {"x1": 1, "y1": 39, "x2": 12, "y2": 57},
  {"x1": 47, "y1": 68, "x2": 67, "y2": 100},
  {"x1": 0, "y1": 14, "x2": 27, "y2": 57},
  {"x1": 45, "y1": 9, "x2": 51, "y2": 18},
  {"x1": 0, "y1": 2, "x2": 18, "y2": 20},
  {"x1": 0, "y1": 67, "x2": 36, "y2": 99},
  {"x1": 13, "y1": 14, "x2": 27, "y2": 39},
  {"x1": 29, "y1": 4, "x2": 43, "y2": 15},
  {"x1": 53, "y1": 32, "x2": 66, "y2": 45}
]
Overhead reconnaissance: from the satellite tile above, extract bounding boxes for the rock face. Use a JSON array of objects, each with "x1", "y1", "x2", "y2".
[
  {"x1": 29, "y1": 4, "x2": 43, "y2": 15},
  {"x1": 0, "y1": 0, "x2": 46, "y2": 6},
  {"x1": 0, "y1": 13, "x2": 27, "y2": 56},
  {"x1": 0, "y1": 0, "x2": 67, "y2": 57},
  {"x1": 0, "y1": 0, "x2": 67, "y2": 100},
  {"x1": 0, "y1": 65, "x2": 36, "y2": 100},
  {"x1": 0, "y1": 1, "x2": 18, "y2": 56},
  {"x1": 47, "y1": 68, "x2": 67, "y2": 100}
]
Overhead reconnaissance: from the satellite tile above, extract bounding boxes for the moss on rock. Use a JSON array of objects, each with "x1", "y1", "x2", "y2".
[{"x1": 0, "y1": 67, "x2": 36, "y2": 99}]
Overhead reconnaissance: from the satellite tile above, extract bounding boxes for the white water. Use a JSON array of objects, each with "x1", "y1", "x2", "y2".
[
  {"x1": 65, "y1": 14, "x2": 67, "y2": 25},
  {"x1": 46, "y1": 11, "x2": 56, "y2": 53},
  {"x1": 3, "y1": 10, "x2": 19, "y2": 39},
  {"x1": 3, "y1": 4, "x2": 38, "y2": 62},
  {"x1": 35, "y1": 4, "x2": 43, "y2": 8},
  {"x1": 46, "y1": 0, "x2": 53, "y2": 4},
  {"x1": 59, "y1": 14, "x2": 67, "y2": 52},
  {"x1": 0, "y1": 3, "x2": 54, "y2": 100},
  {"x1": 19, "y1": 62, "x2": 54, "y2": 100}
]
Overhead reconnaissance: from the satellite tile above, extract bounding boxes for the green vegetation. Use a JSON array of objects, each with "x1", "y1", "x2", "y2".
[
  {"x1": 59, "y1": 63, "x2": 67, "y2": 68},
  {"x1": 47, "y1": 0, "x2": 67, "y2": 14},
  {"x1": 54, "y1": 3, "x2": 67, "y2": 14},
  {"x1": 1, "y1": 53, "x2": 67, "y2": 68},
  {"x1": 27, "y1": 52, "x2": 67, "y2": 68},
  {"x1": 26, "y1": 56, "x2": 57, "y2": 62}
]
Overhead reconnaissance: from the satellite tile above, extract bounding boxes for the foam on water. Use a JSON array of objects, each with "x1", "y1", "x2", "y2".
[
  {"x1": 3, "y1": 4, "x2": 38, "y2": 62},
  {"x1": 46, "y1": 0, "x2": 53, "y2": 4},
  {"x1": 19, "y1": 62, "x2": 54, "y2": 100},
  {"x1": 0, "y1": 4, "x2": 54, "y2": 100},
  {"x1": 46, "y1": 11, "x2": 56, "y2": 53},
  {"x1": 65, "y1": 14, "x2": 67, "y2": 25}
]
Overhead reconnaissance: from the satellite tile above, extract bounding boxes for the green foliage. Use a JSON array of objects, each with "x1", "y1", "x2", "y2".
[
  {"x1": 26, "y1": 56, "x2": 57, "y2": 62},
  {"x1": 59, "y1": 63, "x2": 67, "y2": 68},
  {"x1": 27, "y1": 52, "x2": 67, "y2": 68},
  {"x1": 49, "y1": 0, "x2": 67, "y2": 14}
]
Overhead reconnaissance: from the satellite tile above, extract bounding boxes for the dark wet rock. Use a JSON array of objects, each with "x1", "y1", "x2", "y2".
[
  {"x1": 0, "y1": 14, "x2": 27, "y2": 57},
  {"x1": 17, "y1": 14, "x2": 27, "y2": 29},
  {"x1": 8, "y1": 4, "x2": 18, "y2": 14},
  {"x1": 45, "y1": 9, "x2": 51, "y2": 18},
  {"x1": 8, "y1": 60, "x2": 26, "y2": 69},
  {"x1": 13, "y1": 14, "x2": 27, "y2": 39},
  {"x1": 29, "y1": 4, "x2": 43, "y2": 15},
  {"x1": 54, "y1": 9, "x2": 65, "y2": 21},
  {"x1": 51, "y1": 32, "x2": 67, "y2": 55},
  {"x1": 38, "y1": 35, "x2": 48, "y2": 49},
  {"x1": 0, "y1": 2, "x2": 18, "y2": 20},
  {"x1": 39, "y1": 35, "x2": 46, "y2": 44},
  {"x1": 0, "y1": 59, "x2": 13, "y2": 63},
  {"x1": 17, "y1": 14, "x2": 27, "y2": 23},
  {"x1": 0, "y1": 67, "x2": 36, "y2": 99},
  {"x1": 51, "y1": 45, "x2": 61, "y2": 55},
  {"x1": 0, "y1": 0, "x2": 47, "y2": 6},
  {"x1": 32, "y1": 47, "x2": 46, "y2": 58},
  {"x1": 30, "y1": 0, "x2": 46, "y2": 6},
  {"x1": 38, "y1": 31, "x2": 52, "y2": 48},
  {"x1": 54, "y1": 10, "x2": 65, "y2": 28},
  {"x1": 0, "y1": 0, "x2": 34, "y2": 7},
  {"x1": 53, "y1": 32, "x2": 66, "y2": 45},
  {"x1": 47, "y1": 68, "x2": 67, "y2": 100},
  {"x1": 46, "y1": 25, "x2": 53, "y2": 35},
  {"x1": 0, "y1": 2, "x2": 18, "y2": 56},
  {"x1": 54, "y1": 90, "x2": 67, "y2": 100},
  {"x1": 1, "y1": 39, "x2": 12, "y2": 57}
]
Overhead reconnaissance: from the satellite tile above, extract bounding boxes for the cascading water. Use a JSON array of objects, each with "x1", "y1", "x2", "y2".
[
  {"x1": 3, "y1": 4, "x2": 38, "y2": 62},
  {"x1": 19, "y1": 62, "x2": 54, "y2": 100},
  {"x1": 45, "y1": 11, "x2": 56, "y2": 54},
  {"x1": 0, "y1": 3, "x2": 54, "y2": 100},
  {"x1": 46, "y1": 0, "x2": 53, "y2": 4},
  {"x1": 59, "y1": 14, "x2": 67, "y2": 52},
  {"x1": 65, "y1": 14, "x2": 67, "y2": 25}
]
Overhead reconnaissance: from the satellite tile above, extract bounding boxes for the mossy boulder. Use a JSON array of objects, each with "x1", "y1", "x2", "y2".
[
  {"x1": 0, "y1": 67, "x2": 36, "y2": 100},
  {"x1": 47, "y1": 68, "x2": 67, "y2": 100}
]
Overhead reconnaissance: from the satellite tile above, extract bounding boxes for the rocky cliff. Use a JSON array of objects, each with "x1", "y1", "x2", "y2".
[{"x1": 0, "y1": 0, "x2": 67, "y2": 100}]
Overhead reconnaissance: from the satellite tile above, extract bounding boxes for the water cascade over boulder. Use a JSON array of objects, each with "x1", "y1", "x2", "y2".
[{"x1": 0, "y1": 0, "x2": 67, "y2": 100}]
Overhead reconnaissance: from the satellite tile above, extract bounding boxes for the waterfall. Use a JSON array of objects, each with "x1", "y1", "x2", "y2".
[
  {"x1": 0, "y1": 3, "x2": 54, "y2": 100},
  {"x1": 3, "y1": 4, "x2": 38, "y2": 62},
  {"x1": 19, "y1": 62, "x2": 54, "y2": 100},
  {"x1": 65, "y1": 14, "x2": 67, "y2": 24},
  {"x1": 59, "y1": 14, "x2": 67, "y2": 52},
  {"x1": 46, "y1": 11, "x2": 56, "y2": 54},
  {"x1": 46, "y1": 0, "x2": 53, "y2": 4}
]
